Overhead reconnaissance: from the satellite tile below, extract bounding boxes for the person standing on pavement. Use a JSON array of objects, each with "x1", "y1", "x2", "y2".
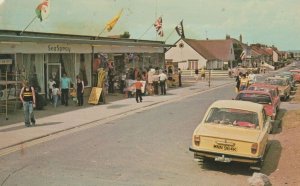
[
  {"x1": 76, "y1": 75, "x2": 85, "y2": 106},
  {"x1": 159, "y1": 70, "x2": 168, "y2": 95},
  {"x1": 48, "y1": 78, "x2": 56, "y2": 103},
  {"x1": 52, "y1": 84, "x2": 60, "y2": 108},
  {"x1": 152, "y1": 70, "x2": 160, "y2": 95},
  {"x1": 178, "y1": 68, "x2": 182, "y2": 87},
  {"x1": 19, "y1": 81, "x2": 36, "y2": 127},
  {"x1": 135, "y1": 77, "x2": 143, "y2": 103},
  {"x1": 60, "y1": 73, "x2": 71, "y2": 106}
]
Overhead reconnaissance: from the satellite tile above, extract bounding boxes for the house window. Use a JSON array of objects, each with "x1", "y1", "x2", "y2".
[{"x1": 188, "y1": 60, "x2": 198, "y2": 70}]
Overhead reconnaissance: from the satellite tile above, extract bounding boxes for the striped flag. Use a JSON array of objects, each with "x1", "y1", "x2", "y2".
[
  {"x1": 35, "y1": 0, "x2": 50, "y2": 21},
  {"x1": 154, "y1": 17, "x2": 164, "y2": 37},
  {"x1": 175, "y1": 20, "x2": 185, "y2": 38},
  {"x1": 106, "y1": 9, "x2": 123, "y2": 32}
]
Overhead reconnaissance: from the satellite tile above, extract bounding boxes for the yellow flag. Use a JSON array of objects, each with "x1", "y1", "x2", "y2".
[{"x1": 106, "y1": 9, "x2": 123, "y2": 32}]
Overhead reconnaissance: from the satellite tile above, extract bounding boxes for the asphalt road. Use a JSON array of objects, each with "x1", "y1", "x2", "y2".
[{"x1": 0, "y1": 84, "x2": 275, "y2": 186}]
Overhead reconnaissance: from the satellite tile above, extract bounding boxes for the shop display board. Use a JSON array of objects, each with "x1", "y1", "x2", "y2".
[{"x1": 88, "y1": 87, "x2": 102, "y2": 104}]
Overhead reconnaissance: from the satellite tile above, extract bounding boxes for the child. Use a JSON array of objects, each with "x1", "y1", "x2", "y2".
[
  {"x1": 135, "y1": 77, "x2": 143, "y2": 103},
  {"x1": 52, "y1": 84, "x2": 60, "y2": 108}
]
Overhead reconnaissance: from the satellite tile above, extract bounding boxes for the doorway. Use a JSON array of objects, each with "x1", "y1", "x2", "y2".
[{"x1": 46, "y1": 63, "x2": 61, "y2": 100}]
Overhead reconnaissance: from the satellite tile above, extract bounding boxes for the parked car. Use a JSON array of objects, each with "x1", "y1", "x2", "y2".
[
  {"x1": 235, "y1": 90, "x2": 277, "y2": 134},
  {"x1": 248, "y1": 83, "x2": 281, "y2": 113},
  {"x1": 275, "y1": 72, "x2": 296, "y2": 90},
  {"x1": 264, "y1": 77, "x2": 291, "y2": 101},
  {"x1": 290, "y1": 69, "x2": 300, "y2": 83},
  {"x1": 189, "y1": 100, "x2": 270, "y2": 171}
]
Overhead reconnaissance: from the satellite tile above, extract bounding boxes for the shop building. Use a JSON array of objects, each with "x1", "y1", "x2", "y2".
[{"x1": 0, "y1": 30, "x2": 172, "y2": 100}]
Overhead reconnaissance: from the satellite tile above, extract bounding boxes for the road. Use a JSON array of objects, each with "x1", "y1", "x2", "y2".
[
  {"x1": 0, "y1": 83, "x2": 280, "y2": 186},
  {"x1": 0, "y1": 85, "x2": 262, "y2": 186}
]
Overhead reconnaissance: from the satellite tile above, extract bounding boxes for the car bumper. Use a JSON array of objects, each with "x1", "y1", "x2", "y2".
[{"x1": 189, "y1": 146, "x2": 262, "y2": 164}]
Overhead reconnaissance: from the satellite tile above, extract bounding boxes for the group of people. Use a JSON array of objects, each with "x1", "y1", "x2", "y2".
[
  {"x1": 19, "y1": 73, "x2": 86, "y2": 127},
  {"x1": 235, "y1": 71, "x2": 257, "y2": 92},
  {"x1": 194, "y1": 68, "x2": 206, "y2": 81}
]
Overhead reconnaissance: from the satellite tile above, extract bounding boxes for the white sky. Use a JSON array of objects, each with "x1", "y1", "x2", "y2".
[{"x1": 0, "y1": 0, "x2": 299, "y2": 51}]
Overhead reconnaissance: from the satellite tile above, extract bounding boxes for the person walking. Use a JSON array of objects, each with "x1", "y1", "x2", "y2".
[
  {"x1": 60, "y1": 73, "x2": 71, "y2": 106},
  {"x1": 135, "y1": 77, "x2": 143, "y2": 103},
  {"x1": 52, "y1": 84, "x2": 60, "y2": 108},
  {"x1": 158, "y1": 70, "x2": 167, "y2": 95},
  {"x1": 201, "y1": 67, "x2": 206, "y2": 81},
  {"x1": 194, "y1": 68, "x2": 199, "y2": 81},
  {"x1": 19, "y1": 81, "x2": 36, "y2": 127},
  {"x1": 76, "y1": 75, "x2": 85, "y2": 106}
]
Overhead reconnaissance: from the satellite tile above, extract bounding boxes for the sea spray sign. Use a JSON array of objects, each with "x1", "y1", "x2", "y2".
[{"x1": 48, "y1": 45, "x2": 71, "y2": 53}]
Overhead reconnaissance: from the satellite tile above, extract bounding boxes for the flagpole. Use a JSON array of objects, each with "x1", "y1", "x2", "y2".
[
  {"x1": 138, "y1": 23, "x2": 154, "y2": 40},
  {"x1": 97, "y1": 27, "x2": 107, "y2": 38},
  {"x1": 164, "y1": 28, "x2": 176, "y2": 43},
  {"x1": 19, "y1": 16, "x2": 37, "y2": 35}
]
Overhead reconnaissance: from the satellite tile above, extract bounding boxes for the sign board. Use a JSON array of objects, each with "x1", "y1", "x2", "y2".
[
  {"x1": 0, "y1": 59, "x2": 12, "y2": 65},
  {"x1": 88, "y1": 87, "x2": 102, "y2": 104}
]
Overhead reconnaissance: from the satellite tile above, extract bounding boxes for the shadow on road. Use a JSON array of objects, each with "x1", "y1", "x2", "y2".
[{"x1": 261, "y1": 140, "x2": 282, "y2": 176}]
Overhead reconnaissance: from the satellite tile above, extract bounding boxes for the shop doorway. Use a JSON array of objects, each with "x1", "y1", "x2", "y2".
[{"x1": 46, "y1": 63, "x2": 61, "y2": 100}]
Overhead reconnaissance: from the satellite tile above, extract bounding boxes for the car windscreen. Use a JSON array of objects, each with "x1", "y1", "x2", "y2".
[{"x1": 204, "y1": 107, "x2": 259, "y2": 129}]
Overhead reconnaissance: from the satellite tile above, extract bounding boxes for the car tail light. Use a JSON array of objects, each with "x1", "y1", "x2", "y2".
[
  {"x1": 194, "y1": 135, "x2": 200, "y2": 146},
  {"x1": 251, "y1": 143, "x2": 258, "y2": 154}
]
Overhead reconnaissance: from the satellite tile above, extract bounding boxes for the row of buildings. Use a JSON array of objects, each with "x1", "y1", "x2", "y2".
[{"x1": 0, "y1": 30, "x2": 297, "y2": 101}]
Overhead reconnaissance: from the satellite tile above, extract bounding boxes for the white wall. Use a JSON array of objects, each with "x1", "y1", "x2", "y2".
[{"x1": 165, "y1": 39, "x2": 207, "y2": 70}]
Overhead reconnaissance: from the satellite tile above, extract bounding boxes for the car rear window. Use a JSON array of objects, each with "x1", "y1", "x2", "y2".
[
  {"x1": 205, "y1": 107, "x2": 259, "y2": 129},
  {"x1": 236, "y1": 93, "x2": 272, "y2": 104}
]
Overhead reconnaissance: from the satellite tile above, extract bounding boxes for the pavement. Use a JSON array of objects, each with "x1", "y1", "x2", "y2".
[{"x1": 0, "y1": 78, "x2": 234, "y2": 152}]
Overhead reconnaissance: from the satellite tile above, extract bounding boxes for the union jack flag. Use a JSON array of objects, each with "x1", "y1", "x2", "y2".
[{"x1": 154, "y1": 17, "x2": 164, "y2": 37}]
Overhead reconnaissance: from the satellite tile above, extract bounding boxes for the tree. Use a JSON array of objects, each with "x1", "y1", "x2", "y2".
[{"x1": 120, "y1": 31, "x2": 130, "y2": 38}]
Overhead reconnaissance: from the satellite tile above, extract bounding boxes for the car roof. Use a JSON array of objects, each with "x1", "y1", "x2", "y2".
[
  {"x1": 238, "y1": 90, "x2": 272, "y2": 96},
  {"x1": 250, "y1": 83, "x2": 278, "y2": 89},
  {"x1": 266, "y1": 76, "x2": 287, "y2": 80},
  {"x1": 210, "y1": 100, "x2": 263, "y2": 113}
]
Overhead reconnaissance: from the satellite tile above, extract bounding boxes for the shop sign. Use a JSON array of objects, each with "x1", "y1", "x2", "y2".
[
  {"x1": 48, "y1": 44, "x2": 71, "y2": 53},
  {"x1": 88, "y1": 87, "x2": 102, "y2": 104},
  {"x1": 0, "y1": 59, "x2": 12, "y2": 65}
]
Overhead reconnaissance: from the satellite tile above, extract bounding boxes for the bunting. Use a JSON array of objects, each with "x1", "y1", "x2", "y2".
[
  {"x1": 35, "y1": 0, "x2": 50, "y2": 21},
  {"x1": 175, "y1": 20, "x2": 185, "y2": 38},
  {"x1": 154, "y1": 17, "x2": 164, "y2": 37},
  {"x1": 106, "y1": 9, "x2": 123, "y2": 32}
]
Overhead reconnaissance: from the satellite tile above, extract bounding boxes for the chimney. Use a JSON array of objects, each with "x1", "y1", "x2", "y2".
[
  {"x1": 239, "y1": 34, "x2": 243, "y2": 43},
  {"x1": 226, "y1": 34, "x2": 230, "y2": 40}
]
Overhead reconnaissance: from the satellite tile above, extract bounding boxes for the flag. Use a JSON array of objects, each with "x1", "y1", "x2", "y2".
[
  {"x1": 240, "y1": 49, "x2": 246, "y2": 60},
  {"x1": 154, "y1": 17, "x2": 164, "y2": 37},
  {"x1": 106, "y1": 9, "x2": 123, "y2": 32},
  {"x1": 35, "y1": 0, "x2": 50, "y2": 21},
  {"x1": 175, "y1": 20, "x2": 185, "y2": 38}
]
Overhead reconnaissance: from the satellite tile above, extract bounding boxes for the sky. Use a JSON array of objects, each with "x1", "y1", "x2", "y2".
[{"x1": 0, "y1": 0, "x2": 299, "y2": 51}]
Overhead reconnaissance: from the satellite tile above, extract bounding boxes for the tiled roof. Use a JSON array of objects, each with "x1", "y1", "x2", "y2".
[{"x1": 183, "y1": 39, "x2": 234, "y2": 61}]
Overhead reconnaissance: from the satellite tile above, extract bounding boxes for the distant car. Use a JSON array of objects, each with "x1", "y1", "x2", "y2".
[
  {"x1": 248, "y1": 83, "x2": 281, "y2": 113},
  {"x1": 264, "y1": 77, "x2": 291, "y2": 101},
  {"x1": 275, "y1": 72, "x2": 296, "y2": 89},
  {"x1": 290, "y1": 69, "x2": 300, "y2": 83},
  {"x1": 189, "y1": 100, "x2": 270, "y2": 171}
]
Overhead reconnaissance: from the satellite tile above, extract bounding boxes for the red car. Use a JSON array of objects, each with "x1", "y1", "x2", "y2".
[
  {"x1": 235, "y1": 90, "x2": 277, "y2": 132},
  {"x1": 248, "y1": 83, "x2": 281, "y2": 113},
  {"x1": 290, "y1": 69, "x2": 300, "y2": 83}
]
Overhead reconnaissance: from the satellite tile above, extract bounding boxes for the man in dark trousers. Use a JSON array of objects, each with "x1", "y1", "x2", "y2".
[{"x1": 19, "y1": 81, "x2": 36, "y2": 127}]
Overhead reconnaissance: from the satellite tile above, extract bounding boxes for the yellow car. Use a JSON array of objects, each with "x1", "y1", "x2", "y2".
[
  {"x1": 265, "y1": 77, "x2": 291, "y2": 101},
  {"x1": 189, "y1": 100, "x2": 270, "y2": 170}
]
